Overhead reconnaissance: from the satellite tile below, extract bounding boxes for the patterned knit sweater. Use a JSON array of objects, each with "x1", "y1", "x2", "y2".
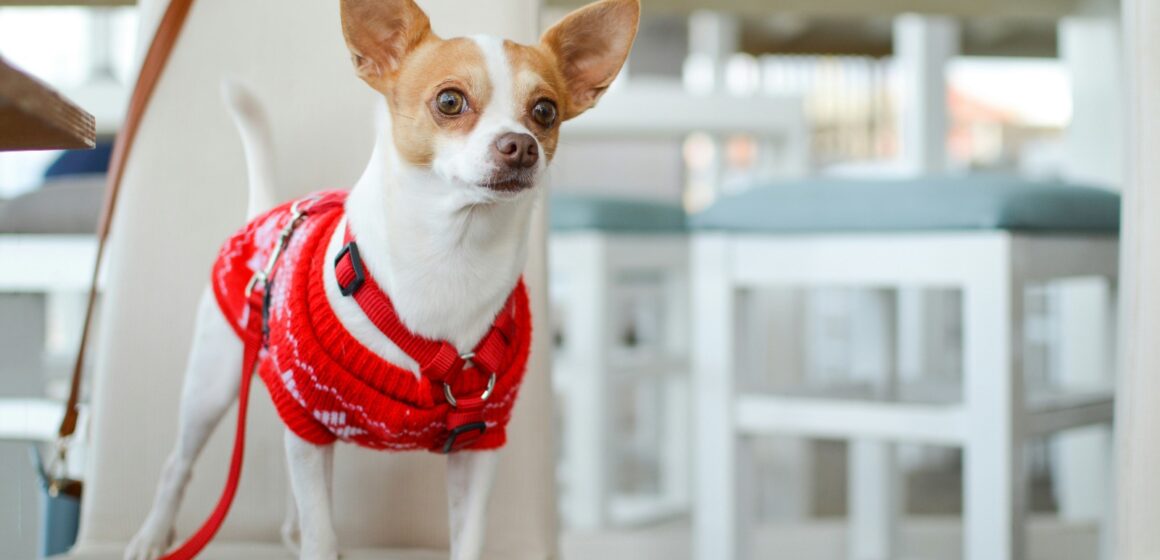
[{"x1": 211, "y1": 190, "x2": 532, "y2": 452}]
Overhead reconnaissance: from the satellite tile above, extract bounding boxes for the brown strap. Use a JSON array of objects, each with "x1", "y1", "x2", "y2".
[{"x1": 58, "y1": 0, "x2": 198, "y2": 440}]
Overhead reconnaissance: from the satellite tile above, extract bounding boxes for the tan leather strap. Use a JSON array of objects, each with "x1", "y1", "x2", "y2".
[{"x1": 58, "y1": 0, "x2": 197, "y2": 440}]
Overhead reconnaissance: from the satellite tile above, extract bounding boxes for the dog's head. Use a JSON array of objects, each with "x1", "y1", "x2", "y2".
[{"x1": 340, "y1": 0, "x2": 639, "y2": 198}]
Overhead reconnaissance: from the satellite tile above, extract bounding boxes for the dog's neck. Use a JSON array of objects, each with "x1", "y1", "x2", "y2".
[{"x1": 338, "y1": 105, "x2": 536, "y2": 355}]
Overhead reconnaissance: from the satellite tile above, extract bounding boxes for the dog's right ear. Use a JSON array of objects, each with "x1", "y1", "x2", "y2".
[{"x1": 340, "y1": 0, "x2": 434, "y2": 87}]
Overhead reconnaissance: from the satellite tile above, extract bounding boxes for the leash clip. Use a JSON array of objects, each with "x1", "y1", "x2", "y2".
[{"x1": 245, "y1": 200, "x2": 311, "y2": 298}]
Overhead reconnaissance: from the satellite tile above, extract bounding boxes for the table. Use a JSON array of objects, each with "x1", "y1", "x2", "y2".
[{"x1": 0, "y1": 57, "x2": 96, "y2": 152}]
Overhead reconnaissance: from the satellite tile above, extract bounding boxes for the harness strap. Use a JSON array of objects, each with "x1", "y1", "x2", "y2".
[
  {"x1": 333, "y1": 227, "x2": 520, "y2": 389},
  {"x1": 333, "y1": 225, "x2": 521, "y2": 452}
]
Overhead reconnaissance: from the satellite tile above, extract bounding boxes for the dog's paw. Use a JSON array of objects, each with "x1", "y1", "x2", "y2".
[{"x1": 124, "y1": 524, "x2": 174, "y2": 560}]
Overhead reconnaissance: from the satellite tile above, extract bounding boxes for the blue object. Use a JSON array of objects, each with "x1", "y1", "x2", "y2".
[
  {"x1": 32, "y1": 446, "x2": 80, "y2": 558},
  {"x1": 550, "y1": 194, "x2": 686, "y2": 233},
  {"x1": 44, "y1": 140, "x2": 113, "y2": 179},
  {"x1": 690, "y1": 175, "x2": 1121, "y2": 233},
  {"x1": 40, "y1": 489, "x2": 80, "y2": 558}
]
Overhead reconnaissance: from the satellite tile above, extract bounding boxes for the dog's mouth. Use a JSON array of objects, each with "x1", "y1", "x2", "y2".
[{"x1": 480, "y1": 170, "x2": 536, "y2": 193}]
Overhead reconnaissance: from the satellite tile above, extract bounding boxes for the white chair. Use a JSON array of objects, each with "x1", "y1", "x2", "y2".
[
  {"x1": 55, "y1": 1, "x2": 555, "y2": 558},
  {"x1": 690, "y1": 176, "x2": 1119, "y2": 560},
  {"x1": 548, "y1": 194, "x2": 690, "y2": 530}
]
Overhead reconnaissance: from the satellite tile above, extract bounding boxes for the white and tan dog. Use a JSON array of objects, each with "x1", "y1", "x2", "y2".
[{"x1": 125, "y1": 1, "x2": 639, "y2": 559}]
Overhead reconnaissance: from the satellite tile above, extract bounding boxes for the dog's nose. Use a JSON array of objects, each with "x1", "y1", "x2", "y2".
[{"x1": 493, "y1": 132, "x2": 539, "y2": 169}]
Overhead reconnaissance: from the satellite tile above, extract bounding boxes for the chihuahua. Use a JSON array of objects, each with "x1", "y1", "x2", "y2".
[{"x1": 125, "y1": 1, "x2": 639, "y2": 559}]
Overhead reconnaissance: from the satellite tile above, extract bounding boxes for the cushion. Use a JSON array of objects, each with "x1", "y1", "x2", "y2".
[
  {"x1": 550, "y1": 194, "x2": 686, "y2": 233},
  {"x1": 0, "y1": 175, "x2": 104, "y2": 235},
  {"x1": 690, "y1": 175, "x2": 1121, "y2": 233}
]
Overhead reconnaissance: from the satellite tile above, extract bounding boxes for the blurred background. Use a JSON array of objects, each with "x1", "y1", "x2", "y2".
[{"x1": 0, "y1": 0, "x2": 1126, "y2": 559}]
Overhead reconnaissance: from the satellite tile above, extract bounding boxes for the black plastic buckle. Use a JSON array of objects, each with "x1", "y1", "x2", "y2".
[
  {"x1": 442, "y1": 422, "x2": 487, "y2": 454},
  {"x1": 334, "y1": 242, "x2": 366, "y2": 297}
]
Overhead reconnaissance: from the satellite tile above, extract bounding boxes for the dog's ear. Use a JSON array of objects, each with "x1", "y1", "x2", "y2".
[
  {"x1": 340, "y1": 0, "x2": 434, "y2": 87},
  {"x1": 541, "y1": 0, "x2": 640, "y2": 120}
]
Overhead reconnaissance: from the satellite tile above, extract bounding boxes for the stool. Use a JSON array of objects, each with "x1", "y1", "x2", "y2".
[
  {"x1": 549, "y1": 194, "x2": 690, "y2": 530},
  {"x1": 688, "y1": 176, "x2": 1120, "y2": 560}
]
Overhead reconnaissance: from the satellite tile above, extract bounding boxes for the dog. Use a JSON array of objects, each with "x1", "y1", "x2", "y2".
[{"x1": 124, "y1": 1, "x2": 639, "y2": 559}]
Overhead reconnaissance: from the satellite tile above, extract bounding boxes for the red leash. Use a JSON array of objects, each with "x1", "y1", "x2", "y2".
[
  {"x1": 161, "y1": 197, "x2": 338, "y2": 559},
  {"x1": 158, "y1": 290, "x2": 264, "y2": 560}
]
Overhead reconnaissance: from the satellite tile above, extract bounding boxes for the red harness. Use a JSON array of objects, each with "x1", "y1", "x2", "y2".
[{"x1": 160, "y1": 190, "x2": 532, "y2": 559}]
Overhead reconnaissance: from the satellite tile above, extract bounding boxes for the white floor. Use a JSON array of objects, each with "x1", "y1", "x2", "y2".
[{"x1": 562, "y1": 516, "x2": 1101, "y2": 560}]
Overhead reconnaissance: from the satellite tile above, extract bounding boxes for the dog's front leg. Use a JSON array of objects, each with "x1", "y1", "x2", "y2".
[
  {"x1": 285, "y1": 431, "x2": 338, "y2": 560},
  {"x1": 447, "y1": 450, "x2": 499, "y2": 560}
]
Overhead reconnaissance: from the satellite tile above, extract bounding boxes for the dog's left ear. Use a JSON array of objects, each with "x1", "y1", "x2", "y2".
[
  {"x1": 340, "y1": 0, "x2": 435, "y2": 88},
  {"x1": 541, "y1": 0, "x2": 640, "y2": 121}
]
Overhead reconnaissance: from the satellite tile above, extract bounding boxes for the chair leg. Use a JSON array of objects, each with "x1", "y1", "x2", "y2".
[
  {"x1": 963, "y1": 247, "x2": 1026, "y2": 560},
  {"x1": 562, "y1": 237, "x2": 611, "y2": 531},
  {"x1": 692, "y1": 235, "x2": 746, "y2": 560},
  {"x1": 1053, "y1": 280, "x2": 1113, "y2": 530},
  {"x1": 662, "y1": 250, "x2": 692, "y2": 515},
  {"x1": 964, "y1": 426, "x2": 1026, "y2": 560},
  {"x1": 849, "y1": 441, "x2": 900, "y2": 560},
  {"x1": 1099, "y1": 281, "x2": 1118, "y2": 560},
  {"x1": 849, "y1": 289, "x2": 901, "y2": 560},
  {"x1": 662, "y1": 375, "x2": 690, "y2": 512}
]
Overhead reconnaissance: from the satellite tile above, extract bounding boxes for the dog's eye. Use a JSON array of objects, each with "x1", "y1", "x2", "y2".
[
  {"x1": 532, "y1": 100, "x2": 557, "y2": 128},
  {"x1": 436, "y1": 90, "x2": 467, "y2": 116}
]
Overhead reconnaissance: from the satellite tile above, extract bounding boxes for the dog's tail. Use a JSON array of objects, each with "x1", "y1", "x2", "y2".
[{"x1": 221, "y1": 80, "x2": 277, "y2": 219}]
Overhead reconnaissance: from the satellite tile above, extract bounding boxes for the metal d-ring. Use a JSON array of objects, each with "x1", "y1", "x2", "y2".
[{"x1": 443, "y1": 356, "x2": 497, "y2": 409}]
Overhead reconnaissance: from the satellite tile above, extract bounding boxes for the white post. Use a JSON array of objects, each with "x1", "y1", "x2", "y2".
[
  {"x1": 692, "y1": 235, "x2": 747, "y2": 560},
  {"x1": 1116, "y1": 0, "x2": 1160, "y2": 557},
  {"x1": 963, "y1": 239, "x2": 1026, "y2": 560},
  {"x1": 892, "y1": 14, "x2": 959, "y2": 175}
]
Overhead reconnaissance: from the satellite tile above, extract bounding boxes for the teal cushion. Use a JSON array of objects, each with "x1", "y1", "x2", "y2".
[
  {"x1": 690, "y1": 176, "x2": 1121, "y2": 233},
  {"x1": 550, "y1": 194, "x2": 686, "y2": 233}
]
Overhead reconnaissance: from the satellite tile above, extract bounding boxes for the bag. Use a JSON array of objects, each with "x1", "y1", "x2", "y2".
[
  {"x1": 33, "y1": 1, "x2": 196, "y2": 555},
  {"x1": 32, "y1": 446, "x2": 82, "y2": 558}
]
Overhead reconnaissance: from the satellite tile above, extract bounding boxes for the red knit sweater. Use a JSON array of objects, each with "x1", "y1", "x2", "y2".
[{"x1": 211, "y1": 191, "x2": 532, "y2": 452}]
